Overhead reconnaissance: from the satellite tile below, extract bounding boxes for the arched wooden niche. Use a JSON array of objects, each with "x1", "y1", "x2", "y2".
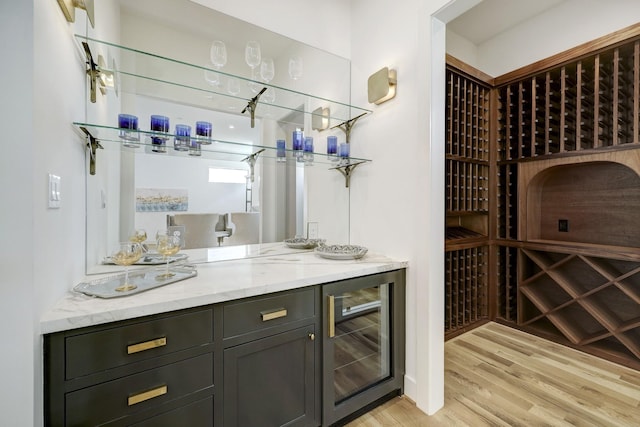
[{"x1": 526, "y1": 161, "x2": 640, "y2": 248}]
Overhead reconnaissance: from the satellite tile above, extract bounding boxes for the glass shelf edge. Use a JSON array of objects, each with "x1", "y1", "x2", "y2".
[
  {"x1": 75, "y1": 34, "x2": 372, "y2": 121},
  {"x1": 75, "y1": 122, "x2": 372, "y2": 165}
]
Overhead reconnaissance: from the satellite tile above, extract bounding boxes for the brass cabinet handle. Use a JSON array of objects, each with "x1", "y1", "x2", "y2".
[
  {"x1": 308, "y1": 332, "x2": 315, "y2": 341},
  {"x1": 127, "y1": 337, "x2": 167, "y2": 355},
  {"x1": 260, "y1": 308, "x2": 287, "y2": 322},
  {"x1": 128, "y1": 385, "x2": 167, "y2": 406},
  {"x1": 328, "y1": 295, "x2": 335, "y2": 338}
]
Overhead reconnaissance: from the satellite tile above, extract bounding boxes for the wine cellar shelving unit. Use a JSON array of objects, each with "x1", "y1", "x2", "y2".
[
  {"x1": 445, "y1": 24, "x2": 640, "y2": 369},
  {"x1": 496, "y1": 33, "x2": 640, "y2": 369},
  {"x1": 444, "y1": 65, "x2": 491, "y2": 338}
]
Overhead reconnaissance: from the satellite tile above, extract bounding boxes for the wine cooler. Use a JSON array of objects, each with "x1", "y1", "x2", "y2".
[{"x1": 321, "y1": 270, "x2": 405, "y2": 426}]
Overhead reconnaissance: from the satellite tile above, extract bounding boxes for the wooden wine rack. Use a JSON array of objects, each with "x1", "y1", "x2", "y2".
[
  {"x1": 497, "y1": 39, "x2": 640, "y2": 160},
  {"x1": 445, "y1": 246, "x2": 489, "y2": 336},
  {"x1": 445, "y1": 24, "x2": 640, "y2": 369},
  {"x1": 445, "y1": 64, "x2": 491, "y2": 338},
  {"x1": 519, "y1": 246, "x2": 640, "y2": 369}
]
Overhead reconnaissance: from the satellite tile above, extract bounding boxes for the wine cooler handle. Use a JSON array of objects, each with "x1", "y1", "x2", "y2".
[{"x1": 327, "y1": 294, "x2": 335, "y2": 338}]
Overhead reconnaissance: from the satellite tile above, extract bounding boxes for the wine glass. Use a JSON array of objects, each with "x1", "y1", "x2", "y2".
[
  {"x1": 245, "y1": 41, "x2": 261, "y2": 69},
  {"x1": 227, "y1": 77, "x2": 240, "y2": 96},
  {"x1": 129, "y1": 229, "x2": 148, "y2": 252},
  {"x1": 156, "y1": 232, "x2": 182, "y2": 280},
  {"x1": 129, "y1": 229, "x2": 147, "y2": 243},
  {"x1": 288, "y1": 56, "x2": 303, "y2": 80},
  {"x1": 260, "y1": 58, "x2": 275, "y2": 82},
  {"x1": 260, "y1": 57, "x2": 276, "y2": 102},
  {"x1": 111, "y1": 242, "x2": 143, "y2": 292},
  {"x1": 204, "y1": 61, "x2": 219, "y2": 87},
  {"x1": 210, "y1": 40, "x2": 227, "y2": 68}
]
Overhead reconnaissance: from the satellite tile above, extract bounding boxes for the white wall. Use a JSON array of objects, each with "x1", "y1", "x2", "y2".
[
  {"x1": 349, "y1": 0, "x2": 449, "y2": 414},
  {"x1": 0, "y1": 2, "x2": 35, "y2": 425},
  {"x1": 191, "y1": 0, "x2": 352, "y2": 59}
]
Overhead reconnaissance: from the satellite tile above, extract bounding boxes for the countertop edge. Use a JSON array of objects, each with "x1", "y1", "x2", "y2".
[{"x1": 41, "y1": 252, "x2": 407, "y2": 335}]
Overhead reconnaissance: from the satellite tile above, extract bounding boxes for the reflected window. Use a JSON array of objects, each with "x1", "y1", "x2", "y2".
[{"x1": 208, "y1": 168, "x2": 247, "y2": 184}]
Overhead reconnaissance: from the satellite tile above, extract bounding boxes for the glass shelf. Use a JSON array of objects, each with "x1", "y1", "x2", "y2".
[
  {"x1": 76, "y1": 122, "x2": 371, "y2": 167},
  {"x1": 76, "y1": 34, "x2": 372, "y2": 127}
]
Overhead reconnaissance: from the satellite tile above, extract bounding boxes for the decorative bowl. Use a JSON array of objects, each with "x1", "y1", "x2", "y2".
[
  {"x1": 284, "y1": 237, "x2": 326, "y2": 249},
  {"x1": 314, "y1": 244, "x2": 368, "y2": 260}
]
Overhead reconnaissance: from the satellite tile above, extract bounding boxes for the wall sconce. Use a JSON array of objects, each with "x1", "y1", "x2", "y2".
[
  {"x1": 368, "y1": 67, "x2": 397, "y2": 105},
  {"x1": 312, "y1": 107, "x2": 330, "y2": 131},
  {"x1": 57, "y1": 0, "x2": 95, "y2": 28}
]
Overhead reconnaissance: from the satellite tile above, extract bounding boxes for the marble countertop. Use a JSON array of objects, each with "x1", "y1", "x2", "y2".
[{"x1": 41, "y1": 243, "x2": 407, "y2": 334}]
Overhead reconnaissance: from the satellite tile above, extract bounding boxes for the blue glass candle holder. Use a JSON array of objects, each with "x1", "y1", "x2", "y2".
[
  {"x1": 339, "y1": 142, "x2": 350, "y2": 165},
  {"x1": 293, "y1": 129, "x2": 304, "y2": 162},
  {"x1": 118, "y1": 114, "x2": 140, "y2": 148},
  {"x1": 327, "y1": 135, "x2": 338, "y2": 161},
  {"x1": 195, "y1": 121, "x2": 213, "y2": 145},
  {"x1": 303, "y1": 136, "x2": 314, "y2": 164},
  {"x1": 150, "y1": 115, "x2": 170, "y2": 153},
  {"x1": 189, "y1": 140, "x2": 201, "y2": 156},
  {"x1": 276, "y1": 139, "x2": 287, "y2": 162},
  {"x1": 174, "y1": 124, "x2": 191, "y2": 152}
]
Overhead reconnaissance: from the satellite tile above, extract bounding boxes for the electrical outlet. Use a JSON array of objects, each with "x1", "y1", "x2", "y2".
[
  {"x1": 307, "y1": 222, "x2": 319, "y2": 239},
  {"x1": 558, "y1": 219, "x2": 569, "y2": 232}
]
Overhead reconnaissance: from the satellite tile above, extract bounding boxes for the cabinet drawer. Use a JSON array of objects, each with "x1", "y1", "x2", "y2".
[
  {"x1": 65, "y1": 353, "x2": 213, "y2": 427},
  {"x1": 223, "y1": 288, "x2": 315, "y2": 338},
  {"x1": 65, "y1": 308, "x2": 213, "y2": 379},
  {"x1": 130, "y1": 395, "x2": 213, "y2": 427}
]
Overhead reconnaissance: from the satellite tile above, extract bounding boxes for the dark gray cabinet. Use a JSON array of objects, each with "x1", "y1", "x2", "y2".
[
  {"x1": 44, "y1": 270, "x2": 405, "y2": 427},
  {"x1": 223, "y1": 326, "x2": 317, "y2": 426},
  {"x1": 44, "y1": 307, "x2": 215, "y2": 427},
  {"x1": 221, "y1": 287, "x2": 320, "y2": 427}
]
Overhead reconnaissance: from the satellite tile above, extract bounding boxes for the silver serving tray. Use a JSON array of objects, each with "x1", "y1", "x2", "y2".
[
  {"x1": 284, "y1": 238, "x2": 326, "y2": 249},
  {"x1": 102, "y1": 253, "x2": 188, "y2": 265},
  {"x1": 314, "y1": 244, "x2": 368, "y2": 260},
  {"x1": 74, "y1": 266, "x2": 197, "y2": 298}
]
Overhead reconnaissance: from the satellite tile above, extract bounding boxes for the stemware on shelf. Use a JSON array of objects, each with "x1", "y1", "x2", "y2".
[
  {"x1": 207, "y1": 40, "x2": 227, "y2": 87},
  {"x1": 288, "y1": 56, "x2": 303, "y2": 80},
  {"x1": 245, "y1": 41, "x2": 261, "y2": 69},
  {"x1": 260, "y1": 57, "x2": 276, "y2": 102},
  {"x1": 156, "y1": 231, "x2": 182, "y2": 280},
  {"x1": 210, "y1": 40, "x2": 228, "y2": 68},
  {"x1": 111, "y1": 242, "x2": 143, "y2": 292},
  {"x1": 245, "y1": 41, "x2": 262, "y2": 93},
  {"x1": 227, "y1": 77, "x2": 240, "y2": 96}
]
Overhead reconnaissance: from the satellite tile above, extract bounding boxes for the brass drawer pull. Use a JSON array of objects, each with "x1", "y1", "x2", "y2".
[
  {"x1": 260, "y1": 308, "x2": 287, "y2": 322},
  {"x1": 128, "y1": 385, "x2": 168, "y2": 406},
  {"x1": 328, "y1": 295, "x2": 335, "y2": 338},
  {"x1": 127, "y1": 337, "x2": 167, "y2": 355}
]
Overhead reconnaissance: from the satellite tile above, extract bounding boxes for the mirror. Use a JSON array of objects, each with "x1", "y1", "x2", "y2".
[{"x1": 84, "y1": 0, "x2": 355, "y2": 273}]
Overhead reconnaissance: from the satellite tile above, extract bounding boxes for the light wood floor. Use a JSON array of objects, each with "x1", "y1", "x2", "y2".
[{"x1": 346, "y1": 322, "x2": 640, "y2": 426}]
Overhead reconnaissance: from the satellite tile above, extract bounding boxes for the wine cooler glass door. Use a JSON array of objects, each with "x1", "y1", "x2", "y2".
[{"x1": 322, "y1": 270, "x2": 404, "y2": 426}]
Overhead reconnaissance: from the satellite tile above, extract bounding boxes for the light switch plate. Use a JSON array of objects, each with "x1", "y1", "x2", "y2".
[
  {"x1": 307, "y1": 222, "x2": 319, "y2": 239},
  {"x1": 48, "y1": 174, "x2": 61, "y2": 209}
]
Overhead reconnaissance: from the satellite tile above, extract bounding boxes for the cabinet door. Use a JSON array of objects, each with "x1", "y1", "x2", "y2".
[
  {"x1": 223, "y1": 325, "x2": 318, "y2": 427},
  {"x1": 322, "y1": 270, "x2": 405, "y2": 426}
]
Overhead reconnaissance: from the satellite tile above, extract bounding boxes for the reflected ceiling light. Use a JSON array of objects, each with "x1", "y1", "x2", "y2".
[
  {"x1": 57, "y1": 0, "x2": 95, "y2": 28},
  {"x1": 368, "y1": 67, "x2": 397, "y2": 105}
]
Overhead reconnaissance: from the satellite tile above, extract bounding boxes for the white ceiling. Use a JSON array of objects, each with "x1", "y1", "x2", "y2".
[{"x1": 448, "y1": 0, "x2": 567, "y2": 44}]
